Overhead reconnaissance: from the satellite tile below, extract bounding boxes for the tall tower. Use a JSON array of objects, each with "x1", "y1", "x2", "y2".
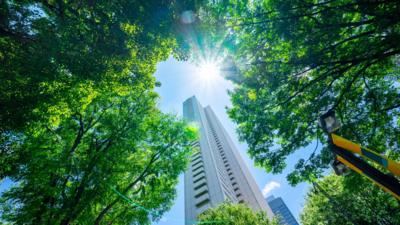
[
  {"x1": 266, "y1": 196, "x2": 299, "y2": 225},
  {"x1": 183, "y1": 96, "x2": 273, "y2": 223}
]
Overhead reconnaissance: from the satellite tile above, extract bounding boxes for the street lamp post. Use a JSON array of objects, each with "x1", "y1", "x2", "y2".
[
  {"x1": 319, "y1": 109, "x2": 400, "y2": 200},
  {"x1": 319, "y1": 110, "x2": 349, "y2": 175}
]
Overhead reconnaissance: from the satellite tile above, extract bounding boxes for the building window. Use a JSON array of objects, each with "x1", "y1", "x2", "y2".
[
  {"x1": 192, "y1": 165, "x2": 203, "y2": 173},
  {"x1": 194, "y1": 182, "x2": 207, "y2": 191},
  {"x1": 195, "y1": 190, "x2": 208, "y2": 198},
  {"x1": 191, "y1": 152, "x2": 200, "y2": 159},
  {"x1": 192, "y1": 155, "x2": 202, "y2": 162},
  {"x1": 192, "y1": 160, "x2": 202, "y2": 168},
  {"x1": 193, "y1": 170, "x2": 205, "y2": 178},
  {"x1": 196, "y1": 199, "x2": 210, "y2": 208},
  {"x1": 193, "y1": 176, "x2": 205, "y2": 184}
]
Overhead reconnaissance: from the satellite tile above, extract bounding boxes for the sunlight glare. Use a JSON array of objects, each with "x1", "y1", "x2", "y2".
[{"x1": 198, "y1": 62, "x2": 220, "y2": 82}]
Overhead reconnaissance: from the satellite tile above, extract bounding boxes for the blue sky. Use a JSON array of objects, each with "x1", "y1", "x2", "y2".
[{"x1": 153, "y1": 57, "x2": 322, "y2": 225}]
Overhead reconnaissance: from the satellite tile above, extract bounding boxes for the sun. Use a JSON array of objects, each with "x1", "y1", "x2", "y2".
[{"x1": 198, "y1": 62, "x2": 220, "y2": 81}]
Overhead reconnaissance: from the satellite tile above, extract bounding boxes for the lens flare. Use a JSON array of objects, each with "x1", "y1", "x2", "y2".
[{"x1": 198, "y1": 62, "x2": 220, "y2": 82}]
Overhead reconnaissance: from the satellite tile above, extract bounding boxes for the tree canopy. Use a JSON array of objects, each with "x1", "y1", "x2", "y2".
[
  {"x1": 301, "y1": 173, "x2": 400, "y2": 225},
  {"x1": 0, "y1": 87, "x2": 198, "y2": 224},
  {"x1": 197, "y1": 202, "x2": 280, "y2": 225},
  {"x1": 0, "y1": 1, "x2": 202, "y2": 224},
  {"x1": 0, "y1": 0, "x2": 201, "y2": 131},
  {"x1": 198, "y1": 0, "x2": 400, "y2": 184}
]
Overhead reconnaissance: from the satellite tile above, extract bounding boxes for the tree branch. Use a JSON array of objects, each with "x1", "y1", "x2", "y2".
[
  {"x1": 380, "y1": 103, "x2": 400, "y2": 112},
  {"x1": 68, "y1": 113, "x2": 85, "y2": 156},
  {"x1": 278, "y1": 63, "x2": 355, "y2": 106},
  {"x1": 93, "y1": 142, "x2": 173, "y2": 225}
]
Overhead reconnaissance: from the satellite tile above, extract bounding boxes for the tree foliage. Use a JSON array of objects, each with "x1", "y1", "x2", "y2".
[
  {"x1": 0, "y1": 0, "x2": 202, "y2": 224},
  {"x1": 201, "y1": 0, "x2": 400, "y2": 184},
  {"x1": 0, "y1": 0, "x2": 198, "y2": 131},
  {"x1": 197, "y1": 202, "x2": 280, "y2": 225},
  {"x1": 301, "y1": 174, "x2": 400, "y2": 225},
  {"x1": 0, "y1": 87, "x2": 198, "y2": 224}
]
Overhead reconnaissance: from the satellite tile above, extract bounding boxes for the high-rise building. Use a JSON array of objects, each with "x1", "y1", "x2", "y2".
[
  {"x1": 266, "y1": 195, "x2": 299, "y2": 225},
  {"x1": 183, "y1": 96, "x2": 273, "y2": 224}
]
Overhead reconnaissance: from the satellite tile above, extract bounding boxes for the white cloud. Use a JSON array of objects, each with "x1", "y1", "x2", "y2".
[{"x1": 262, "y1": 181, "x2": 281, "y2": 197}]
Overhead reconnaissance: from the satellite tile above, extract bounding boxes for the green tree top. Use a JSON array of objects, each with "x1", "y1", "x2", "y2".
[
  {"x1": 197, "y1": 202, "x2": 280, "y2": 225},
  {"x1": 0, "y1": 0, "x2": 200, "y2": 131},
  {"x1": 0, "y1": 88, "x2": 198, "y2": 224},
  {"x1": 301, "y1": 174, "x2": 400, "y2": 225}
]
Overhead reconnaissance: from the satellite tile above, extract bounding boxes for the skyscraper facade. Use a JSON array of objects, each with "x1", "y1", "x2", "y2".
[
  {"x1": 266, "y1": 196, "x2": 299, "y2": 225},
  {"x1": 183, "y1": 96, "x2": 273, "y2": 223}
]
